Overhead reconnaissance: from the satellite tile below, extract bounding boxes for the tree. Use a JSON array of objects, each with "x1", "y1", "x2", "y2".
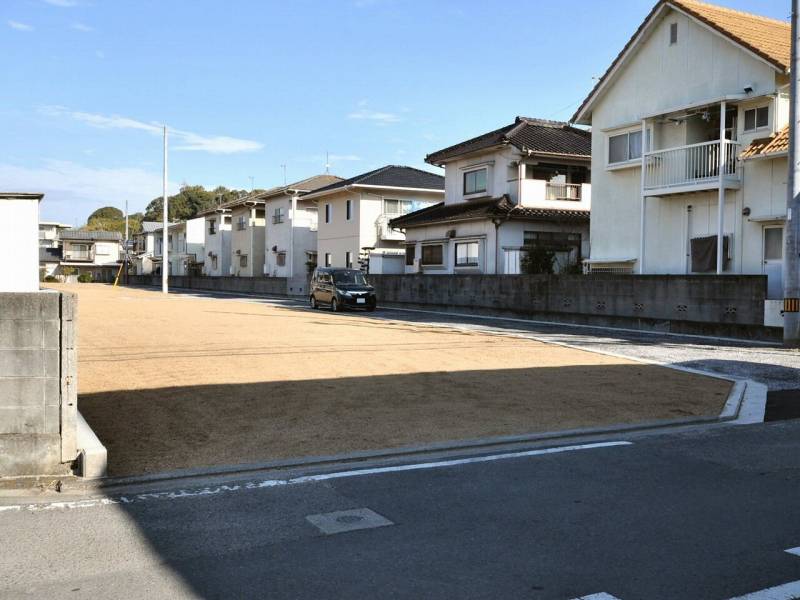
[
  {"x1": 520, "y1": 246, "x2": 556, "y2": 275},
  {"x1": 88, "y1": 206, "x2": 123, "y2": 221}
]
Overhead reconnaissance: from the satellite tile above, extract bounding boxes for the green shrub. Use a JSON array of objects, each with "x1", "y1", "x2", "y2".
[
  {"x1": 521, "y1": 246, "x2": 555, "y2": 275},
  {"x1": 43, "y1": 275, "x2": 59, "y2": 282},
  {"x1": 62, "y1": 267, "x2": 76, "y2": 277},
  {"x1": 77, "y1": 272, "x2": 93, "y2": 283}
]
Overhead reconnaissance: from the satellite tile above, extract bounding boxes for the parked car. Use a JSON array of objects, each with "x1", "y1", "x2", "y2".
[{"x1": 309, "y1": 267, "x2": 377, "y2": 312}]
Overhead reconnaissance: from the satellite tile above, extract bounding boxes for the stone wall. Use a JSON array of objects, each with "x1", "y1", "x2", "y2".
[
  {"x1": 368, "y1": 274, "x2": 775, "y2": 340},
  {"x1": 0, "y1": 290, "x2": 77, "y2": 477}
]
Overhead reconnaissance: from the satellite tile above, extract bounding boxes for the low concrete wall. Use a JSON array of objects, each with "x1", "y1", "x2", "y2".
[
  {"x1": 0, "y1": 290, "x2": 78, "y2": 477},
  {"x1": 368, "y1": 274, "x2": 777, "y2": 341},
  {"x1": 128, "y1": 274, "x2": 292, "y2": 296}
]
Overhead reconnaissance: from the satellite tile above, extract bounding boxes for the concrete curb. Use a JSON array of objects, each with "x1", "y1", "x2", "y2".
[{"x1": 76, "y1": 411, "x2": 107, "y2": 479}]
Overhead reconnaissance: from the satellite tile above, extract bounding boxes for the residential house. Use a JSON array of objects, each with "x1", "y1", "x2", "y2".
[
  {"x1": 260, "y1": 174, "x2": 342, "y2": 292},
  {"x1": 39, "y1": 247, "x2": 62, "y2": 279},
  {"x1": 38, "y1": 221, "x2": 69, "y2": 249},
  {"x1": 220, "y1": 194, "x2": 266, "y2": 277},
  {"x1": 152, "y1": 217, "x2": 205, "y2": 276},
  {"x1": 131, "y1": 221, "x2": 162, "y2": 275},
  {"x1": 200, "y1": 208, "x2": 232, "y2": 277},
  {"x1": 59, "y1": 229, "x2": 122, "y2": 282},
  {"x1": 302, "y1": 165, "x2": 444, "y2": 273},
  {"x1": 390, "y1": 118, "x2": 591, "y2": 274},
  {"x1": 571, "y1": 0, "x2": 790, "y2": 322}
]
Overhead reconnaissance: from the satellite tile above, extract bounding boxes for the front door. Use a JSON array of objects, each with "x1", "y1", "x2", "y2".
[{"x1": 763, "y1": 226, "x2": 783, "y2": 300}]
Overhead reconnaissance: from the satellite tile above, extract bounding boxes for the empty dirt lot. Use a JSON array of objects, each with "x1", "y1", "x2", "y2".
[{"x1": 51, "y1": 284, "x2": 732, "y2": 477}]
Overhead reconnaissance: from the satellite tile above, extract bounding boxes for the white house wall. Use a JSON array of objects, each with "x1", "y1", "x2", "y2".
[
  {"x1": 588, "y1": 6, "x2": 783, "y2": 268},
  {"x1": 0, "y1": 197, "x2": 39, "y2": 292},
  {"x1": 443, "y1": 147, "x2": 517, "y2": 205}
]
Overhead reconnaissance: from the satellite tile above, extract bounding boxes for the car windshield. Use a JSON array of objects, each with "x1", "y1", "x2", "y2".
[{"x1": 333, "y1": 270, "x2": 367, "y2": 286}]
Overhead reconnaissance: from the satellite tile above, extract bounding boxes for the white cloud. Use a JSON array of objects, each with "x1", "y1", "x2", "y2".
[
  {"x1": 347, "y1": 108, "x2": 401, "y2": 124},
  {"x1": 38, "y1": 105, "x2": 264, "y2": 154},
  {"x1": 43, "y1": 0, "x2": 78, "y2": 6},
  {"x1": 8, "y1": 20, "x2": 33, "y2": 31},
  {"x1": 71, "y1": 22, "x2": 93, "y2": 32},
  {"x1": 0, "y1": 160, "x2": 179, "y2": 223}
]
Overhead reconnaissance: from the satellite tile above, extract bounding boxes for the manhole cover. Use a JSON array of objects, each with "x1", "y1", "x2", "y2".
[{"x1": 306, "y1": 508, "x2": 394, "y2": 535}]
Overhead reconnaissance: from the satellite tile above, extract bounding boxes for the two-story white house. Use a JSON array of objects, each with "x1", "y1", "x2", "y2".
[
  {"x1": 302, "y1": 165, "x2": 444, "y2": 274},
  {"x1": 260, "y1": 174, "x2": 342, "y2": 292},
  {"x1": 572, "y1": 0, "x2": 790, "y2": 313},
  {"x1": 152, "y1": 217, "x2": 205, "y2": 276},
  {"x1": 38, "y1": 221, "x2": 70, "y2": 249},
  {"x1": 390, "y1": 117, "x2": 591, "y2": 274},
  {"x1": 219, "y1": 194, "x2": 266, "y2": 277},
  {"x1": 59, "y1": 229, "x2": 122, "y2": 282},
  {"x1": 132, "y1": 221, "x2": 162, "y2": 275},
  {"x1": 200, "y1": 208, "x2": 232, "y2": 277}
]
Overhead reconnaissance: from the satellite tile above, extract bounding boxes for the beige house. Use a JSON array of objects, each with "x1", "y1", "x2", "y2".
[
  {"x1": 573, "y1": 0, "x2": 789, "y2": 295},
  {"x1": 391, "y1": 118, "x2": 591, "y2": 275},
  {"x1": 302, "y1": 165, "x2": 444, "y2": 273},
  {"x1": 220, "y1": 195, "x2": 266, "y2": 277},
  {"x1": 59, "y1": 229, "x2": 122, "y2": 282}
]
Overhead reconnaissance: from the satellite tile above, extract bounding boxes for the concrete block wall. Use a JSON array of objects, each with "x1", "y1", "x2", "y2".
[
  {"x1": 0, "y1": 291, "x2": 77, "y2": 477},
  {"x1": 368, "y1": 274, "x2": 775, "y2": 340},
  {"x1": 127, "y1": 274, "x2": 292, "y2": 296}
]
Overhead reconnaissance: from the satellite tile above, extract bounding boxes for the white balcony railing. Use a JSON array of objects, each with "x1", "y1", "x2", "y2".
[
  {"x1": 643, "y1": 139, "x2": 740, "y2": 192},
  {"x1": 545, "y1": 182, "x2": 582, "y2": 201}
]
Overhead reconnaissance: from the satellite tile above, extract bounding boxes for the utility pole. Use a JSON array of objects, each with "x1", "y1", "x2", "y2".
[
  {"x1": 124, "y1": 199, "x2": 129, "y2": 285},
  {"x1": 786, "y1": 0, "x2": 800, "y2": 346},
  {"x1": 249, "y1": 176, "x2": 255, "y2": 192},
  {"x1": 325, "y1": 151, "x2": 330, "y2": 175},
  {"x1": 162, "y1": 126, "x2": 169, "y2": 294}
]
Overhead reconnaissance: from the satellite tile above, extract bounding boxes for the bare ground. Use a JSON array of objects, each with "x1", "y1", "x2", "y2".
[{"x1": 50, "y1": 284, "x2": 732, "y2": 476}]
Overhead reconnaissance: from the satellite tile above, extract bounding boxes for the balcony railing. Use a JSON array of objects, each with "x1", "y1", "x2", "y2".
[
  {"x1": 64, "y1": 251, "x2": 92, "y2": 262},
  {"x1": 545, "y1": 182, "x2": 582, "y2": 201},
  {"x1": 643, "y1": 139, "x2": 740, "y2": 192}
]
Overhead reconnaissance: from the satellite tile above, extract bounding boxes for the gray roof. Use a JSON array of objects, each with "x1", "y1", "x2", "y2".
[
  {"x1": 39, "y1": 247, "x2": 62, "y2": 262},
  {"x1": 389, "y1": 195, "x2": 589, "y2": 228},
  {"x1": 60, "y1": 229, "x2": 122, "y2": 241},
  {"x1": 425, "y1": 117, "x2": 591, "y2": 165},
  {"x1": 304, "y1": 165, "x2": 444, "y2": 198},
  {"x1": 140, "y1": 221, "x2": 163, "y2": 233}
]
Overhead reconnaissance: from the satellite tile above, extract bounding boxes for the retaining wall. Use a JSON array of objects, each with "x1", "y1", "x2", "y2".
[
  {"x1": 367, "y1": 274, "x2": 777, "y2": 341},
  {"x1": 0, "y1": 290, "x2": 78, "y2": 477},
  {"x1": 127, "y1": 274, "x2": 293, "y2": 296}
]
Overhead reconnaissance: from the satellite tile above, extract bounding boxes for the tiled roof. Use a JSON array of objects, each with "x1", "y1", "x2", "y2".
[
  {"x1": 140, "y1": 221, "x2": 163, "y2": 233},
  {"x1": 426, "y1": 117, "x2": 591, "y2": 165},
  {"x1": 572, "y1": 0, "x2": 790, "y2": 124},
  {"x1": 60, "y1": 229, "x2": 122, "y2": 241},
  {"x1": 389, "y1": 196, "x2": 590, "y2": 228},
  {"x1": 39, "y1": 247, "x2": 62, "y2": 262},
  {"x1": 741, "y1": 125, "x2": 789, "y2": 159},
  {"x1": 305, "y1": 165, "x2": 444, "y2": 198}
]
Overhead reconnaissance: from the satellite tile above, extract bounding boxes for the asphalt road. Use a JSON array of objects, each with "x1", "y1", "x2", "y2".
[{"x1": 2, "y1": 420, "x2": 800, "y2": 599}]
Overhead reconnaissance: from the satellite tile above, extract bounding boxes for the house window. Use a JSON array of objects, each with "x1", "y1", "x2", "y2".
[
  {"x1": 208, "y1": 219, "x2": 216, "y2": 235},
  {"x1": 744, "y1": 106, "x2": 769, "y2": 131},
  {"x1": 421, "y1": 244, "x2": 443, "y2": 265},
  {"x1": 324, "y1": 252, "x2": 332, "y2": 267},
  {"x1": 236, "y1": 215, "x2": 247, "y2": 230},
  {"x1": 346, "y1": 199, "x2": 352, "y2": 220},
  {"x1": 669, "y1": 22, "x2": 678, "y2": 45},
  {"x1": 455, "y1": 241, "x2": 479, "y2": 267},
  {"x1": 608, "y1": 130, "x2": 644, "y2": 164},
  {"x1": 346, "y1": 251, "x2": 353, "y2": 268},
  {"x1": 383, "y1": 199, "x2": 413, "y2": 215},
  {"x1": 273, "y1": 207, "x2": 285, "y2": 224},
  {"x1": 463, "y1": 168, "x2": 487, "y2": 195},
  {"x1": 239, "y1": 254, "x2": 248, "y2": 268},
  {"x1": 211, "y1": 256, "x2": 218, "y2": 270},
  {"x1": 276, "y1": 252, "x2": 286, "y2": 267},
  {"x1": 325, "y1": 204, "x2": 331, "y2": 224},
  {"x1": 405, "y1": 245, "x2": 415, "y2": 266}
]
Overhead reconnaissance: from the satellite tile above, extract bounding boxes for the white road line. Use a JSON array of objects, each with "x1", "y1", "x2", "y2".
[
  {"x1": 0, "y1": 440, "x2": 631, "y2": 513},
  {"x1": 727, "y1": 580, "x2": 800, "y2": 600},
  {"x1": 573, "y1": 594, "x2": 623, "y2": 600}
]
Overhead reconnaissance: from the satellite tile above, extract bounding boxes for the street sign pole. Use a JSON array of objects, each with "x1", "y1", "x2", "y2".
[{"x1": 786, "y1": 0, "x2": 800, "y2": 346}]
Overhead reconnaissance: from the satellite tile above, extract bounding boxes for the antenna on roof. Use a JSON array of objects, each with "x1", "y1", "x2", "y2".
[
  {"x1": 248, "y1": 176, "x2": 254, "y2": 192},
  {"x1": 325, "y1": 151, "x2": 330, "y2": 174}
]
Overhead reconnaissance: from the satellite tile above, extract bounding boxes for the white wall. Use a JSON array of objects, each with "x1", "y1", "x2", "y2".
[
  {"x1": 1, "y1": 197, "x2": 40, "y2": 292},
  {"x1": 586, "y1": 6, "x2": 783, "y2": 269},
  {"x1": 264, "y1": 195, "x2": 318, "y2": 278},
  {"x1": 203, "y1": 214, "x2": 231, "y2": 277},
  {"x1": 230, "y1": 205, "x2": 265, "y2": 277},
  {"x1": 443, "y1": 147, "x2": 516, "y2": 205}
]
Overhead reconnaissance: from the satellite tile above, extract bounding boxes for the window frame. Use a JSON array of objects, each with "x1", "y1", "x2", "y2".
[
  {"x1": 324, "y1": 252, "x2": 332, "y2": 267},
  {"x1": 208, "y1": 219, "x2": 216, "y2": 235},
  {"x1": 463, "y1": 168, "x2": 488, "y2": 196},
  {"x1": 236, "y1": 215, "x2": 247, "y2": 231},
  {"x1": 669, "y1": 22, "x2": 678, "y2": 45},
  {"x1": 454, "y1": 241, "x2": 480, "y2": 268},
  {"x1": 325, "y1": 204, "x2": 331, "y2": 224},
  {"x1": 405, "y1": 245, "x2": 415, "y2": 266},
  {"x1": 345, "y1": 251, "x2": 353, "y2": 269},
  {"x1": 743, "y1": 105, "x2": 770, "y2": 132},
  {"x1": 346, "y1": 199, "x2": 352, "y2": 221},
  {"x1": 239, "y1": 254, "x2": 248, "y2": 268},
  {"x1": 607, "y1": 127, "x2": 650, "y2": 168},
  {"x1": 421, "y1": 244, "x2": 444, "y2": 266}
]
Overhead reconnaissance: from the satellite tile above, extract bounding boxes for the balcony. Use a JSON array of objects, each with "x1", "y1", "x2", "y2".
[
  {"x1": 545, "y1": 182, "x2": 582, "y2": 201},
  {"x1": 519, "y1": 180, "x2": 591, "y2": 211},
  {"x1": 376, "y1": 214, "x2": 405, "y2": 241},
  {"x1": 643, "y1": 139, "x2": 740, "y2": 196}
]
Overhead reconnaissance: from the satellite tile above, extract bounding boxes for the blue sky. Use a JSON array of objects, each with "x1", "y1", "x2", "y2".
[{"x1": 1, "y1": 0, "x2": 790, "y2": 224}]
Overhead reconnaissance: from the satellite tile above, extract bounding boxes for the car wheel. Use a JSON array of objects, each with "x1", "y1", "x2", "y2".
[
  {"x1": 331, "y1": 298, "x2": 341, "y2": 312},
  {"x1": 310, "y1": 295, "x2": 318, "y2": 310}
]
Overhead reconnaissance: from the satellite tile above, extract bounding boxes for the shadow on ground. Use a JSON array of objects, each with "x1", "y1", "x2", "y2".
[{"x1": 79, "y1": 365, "x2": 730, "y2": 478}]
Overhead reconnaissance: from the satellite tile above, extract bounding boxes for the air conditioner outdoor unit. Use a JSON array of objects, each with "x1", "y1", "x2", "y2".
[
  {"x1": 446, "y1": 229, "x2": 456, "y2": 238},
  {"x1": 235, "y1": 249, "x2": 241, "y2": 255},
  {"x1": 412, "y1": 258, "x2": 421, "y2": 273}
]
